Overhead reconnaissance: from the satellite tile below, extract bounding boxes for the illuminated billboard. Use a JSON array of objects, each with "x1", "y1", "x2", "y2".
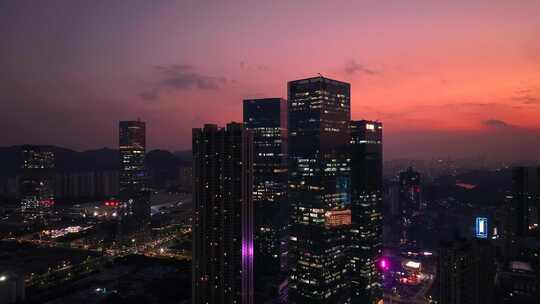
[
  {"x1": 325, "y1": 209, "x2": 351, "y2": 228},
  {"x1": 475, "y1": 217, "x2": 488, "y2": 239}
]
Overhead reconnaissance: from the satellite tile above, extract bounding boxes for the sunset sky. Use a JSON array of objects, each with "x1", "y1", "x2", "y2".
[{"x1": 1, "y1": 0, "x2": 539, "y2": 160}]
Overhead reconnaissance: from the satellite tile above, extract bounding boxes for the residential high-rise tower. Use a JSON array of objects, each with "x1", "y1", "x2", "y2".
[{"x1": 192, "y1": 123, "x2": 254, "y2": 304}]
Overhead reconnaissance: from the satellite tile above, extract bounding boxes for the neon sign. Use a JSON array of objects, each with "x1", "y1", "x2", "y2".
[{"x1": 475, "y1": 217, "x2": 488, "y2": 239}]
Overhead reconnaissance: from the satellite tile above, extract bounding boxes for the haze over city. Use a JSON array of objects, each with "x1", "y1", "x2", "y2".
[{"x1": 1, "y1": 0, "x2": 539, "y2": 160}]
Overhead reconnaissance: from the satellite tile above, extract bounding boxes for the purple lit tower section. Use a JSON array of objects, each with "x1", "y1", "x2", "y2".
[
  {"x1": 242, "y1": 195, "x2": 254, "y2": 304},
  {"x1": 192, "y1": 123, "x2": 254, "y2": 304},
  {"x1": 241, "y1": 125, "x2": 254, "y2": 304}
]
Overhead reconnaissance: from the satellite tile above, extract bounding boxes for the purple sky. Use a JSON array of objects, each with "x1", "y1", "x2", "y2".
[{"x1": 1, "y1": 1, "x2": 539, "y2": 160}]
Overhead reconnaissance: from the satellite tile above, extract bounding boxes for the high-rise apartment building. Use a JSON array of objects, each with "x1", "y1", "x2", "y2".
[
  {"x1": 349, "y1": 120, "x2": 383, "y2": 303},
  {"x1": 192, "y1": 123, "x2": 254, "y2": 304},
  {"x1": 287, "y1": 76, "x2": 351, "y2": 304}
]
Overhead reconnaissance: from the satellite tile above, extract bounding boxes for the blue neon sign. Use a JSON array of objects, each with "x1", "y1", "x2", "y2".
[{"x1": 475, "y1": 217, "x2": 488, "y2": 239}]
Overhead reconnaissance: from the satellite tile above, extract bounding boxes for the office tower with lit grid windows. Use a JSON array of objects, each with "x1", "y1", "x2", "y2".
[
  {"x1": 349, "y1": 120, "x2": 383, "y2": 303},
  {"x1": 192, "y1": 123, "x2": 254, "y2": 304},
  {"x1": 19, "y1": 145, "x2": 55, "y2": 219},
  {"x1": 243, "y1": 98, "x2": 288, "y2": 300},
  {"x1": 287, "y1": 76, "x2": 352, "y2": 304},
  {"x1": 118, "y1": 120, "x2": 150, "y2": 240}
]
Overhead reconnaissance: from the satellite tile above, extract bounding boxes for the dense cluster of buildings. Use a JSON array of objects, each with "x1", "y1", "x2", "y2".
[
  {"x1": 3, "y1": 76, "x2": 539, "y2": 304},
  {"x1": 192, "y1": 76, "x2": 384, "y2": 304},
  {"x1": 433, "y1": 166, "x2": 540, "y2": 304},
  {"x1": 9, "y1": 121, "x2": 152, "y2": 244}
]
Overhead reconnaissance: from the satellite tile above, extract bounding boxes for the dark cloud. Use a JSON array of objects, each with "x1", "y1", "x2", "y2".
[
  {"x1": 513, "y1": 95, "x2": 540, "y2": 105},
  {"x1": 137, "y1": 87, "x2": 160, "y2": 101},
  {"x1": 344, "y1": 60, "x2": 379, "y2": 76},
  {"x1": 138, "y1": 65, "x2": 227, "y2": 101},
  {"x1": 512, "y1": 87, "x2": 540, "y2": 104},
  {"x1": 483, "y1": 119, "x2": 510, "y2": 128}
]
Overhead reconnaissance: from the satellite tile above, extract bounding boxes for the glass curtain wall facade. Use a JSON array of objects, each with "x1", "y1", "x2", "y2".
[
  {"x1": 349, "y1": 120, "x2": 383, "y2": 303},
  {"x1": 288, "y1": 76, "x2": 352, "y2": 304}
]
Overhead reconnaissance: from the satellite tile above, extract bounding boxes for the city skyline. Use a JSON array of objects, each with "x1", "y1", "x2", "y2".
[
  {"x1": 2, "y1": 2, "x2": 540, "y2": 304},
  {"x1": 1, "y1": 1, "x2": 540, "y2": 160}
]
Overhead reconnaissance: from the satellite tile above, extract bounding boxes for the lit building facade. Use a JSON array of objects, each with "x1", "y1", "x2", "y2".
[
  {"x1": 192, "y1": 123, "x2": 254, "y2": 304},
  {"x1": 243, "y1": 98, "x2": 288, "y2": 283},
  {"x1": 118, "y1": 120, "x2": 150, "y2": 241},
  {"x1": 349, "y1": 120, "x2": 383, "y2": 303},
  {"x1": 288, "y1": 76, "x2": 351, "y2": 304},
  {"x1": 19, "y1": 145, "x2": 55, "y2": 218},
  {"x1": 119, "y1": 120, "x2": 146, "y2": 194},
  {"x1": 511, "y1": 167, "x2": 540, "y2": 237}
]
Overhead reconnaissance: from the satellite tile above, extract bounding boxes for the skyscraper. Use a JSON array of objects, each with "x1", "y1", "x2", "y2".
[
  {"x1": 19, "y1": 145, "x2": 55, "y2": 219},
  {"x1": 511, "y1": 167, "x2": 540, "y2": 237},
  {"x1": 192, "y1": 123, "x2": 254, "y2": 304},
  {"x1": 119, "y1": 120, "x2": 146, "y2": 194},
  {"x1": 243, "y1": 98, "x2": 288, "y2": 300},
  {"x1": 288, "y1": 76, "x2": 351, "y2": 304},
  {"x1": 118, "y1": 120, "x2": 150, "y2": 240},
  {"x1": 349, "y1": 120, "x2": 383, "y2": 303}
]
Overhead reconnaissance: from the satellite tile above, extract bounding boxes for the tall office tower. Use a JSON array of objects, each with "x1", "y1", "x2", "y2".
[
  {"x1": 349, "y1": 120, "x2": 383, "y2": 303},
  {"x1": 19, "y1": 145, "x2": 55, "y2": 217},
  {"x1": 243, "y1": 98, "x2": 288, "y2": 300},
  {"x1": 118, "y1": 120, "x2": 150, "y2": 240},
  {"x1": 119, "y1": 120, "x2": 146, "y2": 193},
  {"x1": 511, "y1": 167, "x2": 540, "y2": 237},
  {"x1": 192, "y1": 123, "x2": 254, "y2": 304},
  {"x1": 437, "y1": 238, "x2": 495, "y2": 304},
  {"x1": 288, "y1": 76, "x2": 352, "y2": 304},
  {"x1": 398, "y1": 167, "x2": 421, "y2": 241}
]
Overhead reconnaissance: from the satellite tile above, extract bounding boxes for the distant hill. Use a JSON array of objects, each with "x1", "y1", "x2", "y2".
[
  {"x1": 0, "y1": 146, "x2": 188, "y2": 179},
  {"x1": 146, "y1": 150, "x2": 188, "y2": 188}
]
